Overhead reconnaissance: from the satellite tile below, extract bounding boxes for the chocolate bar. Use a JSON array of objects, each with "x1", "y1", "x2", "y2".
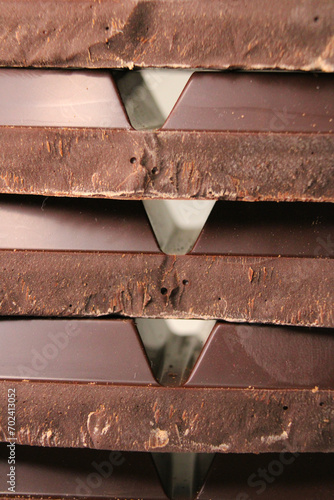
[
  {"x1": 0, "y1": 195, "x2": 332, "y2": 327},
  {"x1": 0, "y1": 319, "x2": 332, "y2": 453},
  {"x1": 0, "y1": 0, "x2": 332, "y2": 71},
  {"x1": 0, "y1": 444, "x2": 168, "y2": 499},
  {"x1": 195, "y1": 453, "x2": 334, "y2": 499},
  {"x1": 0, "y1": 70, "x2": 333, "y2": 202}
]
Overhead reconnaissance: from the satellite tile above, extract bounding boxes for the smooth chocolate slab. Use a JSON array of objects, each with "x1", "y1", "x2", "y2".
[
  {"x1": 196, "y1": 453, "x2": 334, "y2": 499},
  {"x1": 0, "y1": 195, "x2": 159, "y2": 252},
  {"x1": 0, "y1": 69, "x2": 130, "y2": 128},
  {"x1": 186, "y1": 323, "x2": 334, "y2": 389},
  {"x1": 191, "y1": 201, "x2": 334, "y2": 257},
  {"x1": 164, "y1": 72, "x2": 334, "y2": 132},
  {"x1": 0, "y1": 0, "x2": 333, "y2": 71},
  {"x1": 0, "y1": 444, "x2": 168, "y2": 499},
  {"x1": 0, "y1": 319, "x2": 157, "y2": 385}
]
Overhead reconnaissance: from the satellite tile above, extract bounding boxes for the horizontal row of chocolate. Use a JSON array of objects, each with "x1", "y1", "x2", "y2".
[
  {"x1": 0, "y1": 70, "x2": 333, "y2": 202},
  {"x1": 0, "y1": 319, "x2": 332, "y2": 453},
  {"x1": 1, "y1": 445, "x2": 333, "y2": 499},
  {"x1": 0, "y1": 0, "x2": 333, "y2": 71},
  {"x1": 0, "y1": 195, "x2": 333, "y2": 326},
  {"x1": 1, "y1": 319, "x2": 333, "y2": 388}
]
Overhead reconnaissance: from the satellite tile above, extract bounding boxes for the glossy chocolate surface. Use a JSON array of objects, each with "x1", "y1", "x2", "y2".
[
  {"x1": 0, "y1": 195, "x2": 159, "y2": 252},
  {"x1": 0, "y1": 319, "x2": 157, "y2": 385},
  {"x1": 0, "y1": 69, "x2": 130, "y2": 128},
  {"x1": 163, "y1": 72, "x2": 334, "y2": 132},
  {"x1": 186, "y1": 323, "x2": 334, "y2": 389},
  {"x1": 196, "y1": 453, "x2": 334, "y2": 499},
  {"x1": 191, "y1": 201, "x2": 334, "y2": 257},
  {"x1": 0, "y1": 444, "x2": 168, "y2": 499}
]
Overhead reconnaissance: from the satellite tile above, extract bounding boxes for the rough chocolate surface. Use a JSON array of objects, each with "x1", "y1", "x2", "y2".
[
  {"x1": 0, "y1": 251, "x2": 333, "y2": 326},
  {"x1": 0, "y1": 380, "x2": 332, "y2": 453},
  {"x1": 0, "y1": 128, "x2": 333, "y2": 202},
  {"x1": 0, "y1": 0, "x2": 333, "y2": 70},
  {"x1": 0, "y1": 197, "x2": 332, "y2": 325}
]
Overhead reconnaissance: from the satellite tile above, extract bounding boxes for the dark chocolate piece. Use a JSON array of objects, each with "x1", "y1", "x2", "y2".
[
  {"x1": 196, "y1": 453, "x2": 334, "y2": 499},
  {"x1": 186, "y1": 323, "x2": 334, "y2": 389},
  {"x1": 0, "y1": 69, "x2": 130, "y2": 128},
  {"x1": 0, "y1": 195, "x2": 159, "y2": 252},
  {"x1": 0, "y1": 319, "x2": 157, "y2": 385},
  {"x1": 0, "y1": 0, "x2": 333, "y2": 71},
  {"x1": 0, "y1": 196, "x2": 332, "y2": 327},
  {"x1": 163, "y1": 72, "x2": 334, "y2": 132},
  {"x1": 0, "y1": 379, "x2": 332, "y2": 453},
  {"x1": 191, "y1": 201, "x2": 334, "y2": 257},
  {"x1": 1, "y1": 319, "x2": 333, "y2": 388},
  {"x1": 0, "y1": 444, "x2": 168, "y2": 499},
  {"x1": 0, "y1": 320, "x2": 333, "y2": 453},
  {"x1": 0, "y1": 71, "x2": 333, "y2": 202}
]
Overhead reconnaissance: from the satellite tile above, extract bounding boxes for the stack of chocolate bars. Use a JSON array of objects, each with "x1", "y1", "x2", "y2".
[{"x1": 0, "y1": 0, "x2": 333, "y2": 498}]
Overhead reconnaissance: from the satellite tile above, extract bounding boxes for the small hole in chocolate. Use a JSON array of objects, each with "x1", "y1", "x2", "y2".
[
  {"x1": 152, "y1": 167, "x2": 159, "y2": 174},
  {"x1": 69, "y1": 304, "x2": 72, "y2": 308},
  {"x1": 218, "y1": 297, "x2": 221, "y2": 301},
  {"x1": 161, "y1": 287, "x2": 168, "y2": 295},
  {"x1": 105, "y1": 26, "x2": 109, "y2": 30},
  {"x1": 283, "y1": 405, "x2": 288, "y2": 411},
  {"x1": 319, "y1": 401, "x2": 325, "y2": 406},
  {"x1": 130, "y1": 157, "x2": 137, "y2": 164},
  {"x1": 314, "y1": 16, "x2": 319, "y2": 22},
  {"x1": 183, "y1": 279, "x2": 189, "y2": 285}
]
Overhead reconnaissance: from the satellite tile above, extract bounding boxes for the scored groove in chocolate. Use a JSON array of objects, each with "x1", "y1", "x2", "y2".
[
  {"x1": 2, "y1": 319, "x2": 333, "y2": 389},
  {"x1": 0, "y1": 0, "x2": 333, "y2": 71}
]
